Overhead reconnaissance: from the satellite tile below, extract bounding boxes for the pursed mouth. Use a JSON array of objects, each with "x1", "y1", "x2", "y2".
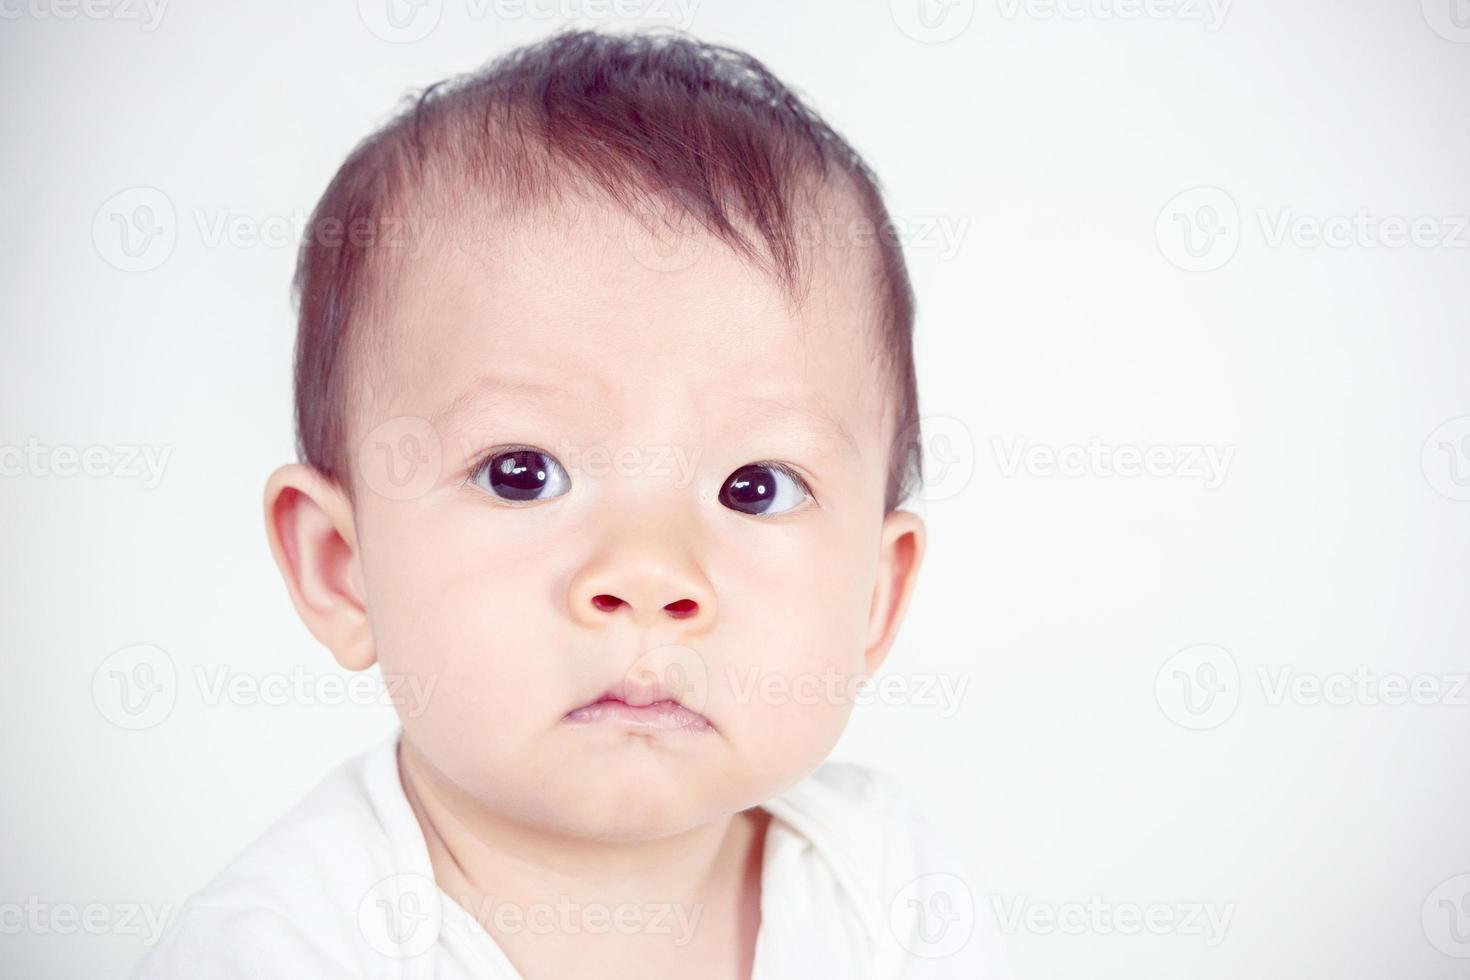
[{"x1": 563, "y1": 694, "x2": 713, "y2": 733}]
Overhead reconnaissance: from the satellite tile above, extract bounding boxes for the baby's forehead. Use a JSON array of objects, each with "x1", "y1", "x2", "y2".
[
  {"x1": 412, "y1": 173, "x2": 884, "y2": 304},
  {"x1": 363, "y1": 188, "x2": 888, "y2": 425}
]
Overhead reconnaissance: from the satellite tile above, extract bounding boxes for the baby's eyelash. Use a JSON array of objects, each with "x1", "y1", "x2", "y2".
[
  {"x1": 462, "y1": 444, "x2": 538, "y2": 484},
  {"x1": 757, "y1": 460, "x2": 817, "y2": 498}
]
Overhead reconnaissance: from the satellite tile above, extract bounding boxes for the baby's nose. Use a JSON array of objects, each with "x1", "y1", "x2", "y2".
[
  {"x1": 568, "y1": 550, "x2": 717, "y2": 633},
  {"x1": 589, "y1": 594, "x2": 700, "y2": 620}
]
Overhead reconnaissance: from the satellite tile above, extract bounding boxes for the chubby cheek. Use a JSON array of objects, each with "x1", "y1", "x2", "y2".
[
  {"x1": 357, "y1": 501, "x2": 570, "y2": 783},
  {"x1": 709, "y1": 520, "x2": 878, "y2": 795}
]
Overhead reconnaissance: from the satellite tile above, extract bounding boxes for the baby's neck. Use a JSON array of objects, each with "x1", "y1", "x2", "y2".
[{"x1": 397, "y1": 741, "x2": 768, "y2": 979}]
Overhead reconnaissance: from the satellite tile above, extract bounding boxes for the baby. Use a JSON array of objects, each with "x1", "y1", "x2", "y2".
[{"x1": 135, "y1": 28, "x2": 1003, "y2": 980}]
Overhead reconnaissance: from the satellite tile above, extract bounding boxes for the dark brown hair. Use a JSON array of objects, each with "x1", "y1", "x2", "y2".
[{"x1": 292, "y1": 28, "x2": 922, "y2": 511}]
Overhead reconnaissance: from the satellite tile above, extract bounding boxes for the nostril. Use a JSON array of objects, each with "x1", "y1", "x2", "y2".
[
  {"x1": 591, "y1": 594, "x2": 624, "y2": 613},
  {"x1": 664, "y1": 599, "x2": 698, "y2": 619}
]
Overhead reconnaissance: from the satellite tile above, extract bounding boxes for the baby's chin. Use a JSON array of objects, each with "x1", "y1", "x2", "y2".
[
  {"x1": 405, "y1": 704, "x2": 845, "y2": 841},
  {"x1": 516, "y1": 734, "x2": 771, "y2": 840},
  {"x1": 535, "y1": 784, "x2": 733, "y2": 842},
  {"x1": 435, "y1": 734, "x2": 782, "y2": 842}
]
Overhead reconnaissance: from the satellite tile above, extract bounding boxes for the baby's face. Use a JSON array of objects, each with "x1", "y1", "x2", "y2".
[{"x1": 347, "y1": 194, "x2": 919, "y2": 839}]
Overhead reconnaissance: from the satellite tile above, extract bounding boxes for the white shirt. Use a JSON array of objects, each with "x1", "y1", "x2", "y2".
[{"x1": 133, "y1": 733, "x2": 1008, "y2": 979}]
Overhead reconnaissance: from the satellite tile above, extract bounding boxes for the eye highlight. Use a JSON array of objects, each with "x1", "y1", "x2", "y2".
[
  {"x1": 469, "y1": 447, "x2": 570, "y2": 503},
  {"x1": 719, "y1": 462, "x2": 814, "y2": 517}
]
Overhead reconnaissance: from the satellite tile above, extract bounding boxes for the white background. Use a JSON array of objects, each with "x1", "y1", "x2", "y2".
[{"x1": 2, "y1": 0, "x2": 1468, "y2": 977}]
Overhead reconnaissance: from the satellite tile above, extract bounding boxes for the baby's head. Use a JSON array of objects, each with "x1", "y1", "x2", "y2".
[{"x1": 267, "y1": 29, "x2": 927, "y2": 841}]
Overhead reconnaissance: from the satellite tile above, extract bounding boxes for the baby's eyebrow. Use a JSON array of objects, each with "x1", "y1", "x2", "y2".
[
  {"x1": 724, "y1": 394, "x2": 860, "y2": 460},
  {"x1": 429, "y1": 373, "x2": 573, "y2": 431},
  {"x1": 429, "y1": 373, "x2": 859, "y2": 460}
]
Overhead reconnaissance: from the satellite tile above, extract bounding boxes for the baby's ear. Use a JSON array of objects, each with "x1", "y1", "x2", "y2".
[
  {"x1": 863, "y1": 509, "x2": 927, "y2": 675},
  {"x1": 262, "y1": 464, "x2": 376, "y2": 671}
]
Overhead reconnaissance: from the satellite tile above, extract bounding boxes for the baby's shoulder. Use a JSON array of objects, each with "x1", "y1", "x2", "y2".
[
  {"x1": 769, "y1": 759, "x2": 1012, "y2": 978},
  {"x1": 133, "y1": 741, "x2": 405, "y2": 979}
]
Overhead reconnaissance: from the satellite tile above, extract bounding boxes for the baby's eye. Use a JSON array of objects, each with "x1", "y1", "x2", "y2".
[
  {"x1": 470, "y1": 447, "x2": 570, "y2": 503},
  {"x1": 718, "y1": 463, "x2": 813, "y2": 517}
]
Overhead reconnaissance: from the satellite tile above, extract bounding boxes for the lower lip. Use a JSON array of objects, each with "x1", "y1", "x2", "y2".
[{"x1": 564, "y1": 699, "x2": 713, "y2": 733}]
